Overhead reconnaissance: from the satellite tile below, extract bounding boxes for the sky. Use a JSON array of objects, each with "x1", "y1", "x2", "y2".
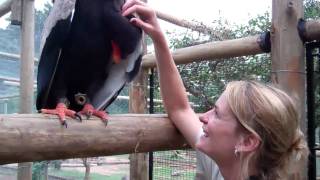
[{"x1": 0, "y1": 0, "x2": 271, "y2": 30}]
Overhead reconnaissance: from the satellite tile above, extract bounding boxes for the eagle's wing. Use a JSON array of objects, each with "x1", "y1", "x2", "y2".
[
  {"x1": 92, "y1": 40, "x2": 143, "y2": 110},
  {"x1": 36, "y1": 0, "x2": 75, "y2": 110}
]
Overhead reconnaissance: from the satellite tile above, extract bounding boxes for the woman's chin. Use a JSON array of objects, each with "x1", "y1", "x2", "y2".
[{"x1": 195, "y1": 138, "x2": 205, "y2": 151}]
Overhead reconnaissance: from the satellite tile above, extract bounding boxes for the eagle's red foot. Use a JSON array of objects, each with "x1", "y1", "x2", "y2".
[
  {"x1": 78, "y1": 104, "x2": 109, "y2": 126},
  {"x1": 41, "y1": 103, "x2": 81, "y2": 128}
]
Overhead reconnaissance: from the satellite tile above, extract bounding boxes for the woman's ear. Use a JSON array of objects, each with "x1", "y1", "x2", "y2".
[{"x1": 237, "y1": 134, "x2": 260, "y2": 153}]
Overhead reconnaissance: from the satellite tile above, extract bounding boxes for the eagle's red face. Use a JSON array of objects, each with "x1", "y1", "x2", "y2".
[{"x1": 111, "y1": 41, "x2": 121, "y2": 64}]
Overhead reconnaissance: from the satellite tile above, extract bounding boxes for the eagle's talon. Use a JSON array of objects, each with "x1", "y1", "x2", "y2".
[
  {"x1": 86, "y1": 112, "x2": 92, "y2": 119},
  {"x1": 104, "y1": 119, "x2": 108, "y2": 127},
  {"x1": 75, "y1": 113, "x2": 82, "y2": 122},
  {"x1": 61, "y1": 121, "x2": 68, "y2": 128}
]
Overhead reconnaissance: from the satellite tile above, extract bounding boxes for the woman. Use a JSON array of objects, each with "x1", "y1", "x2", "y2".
[{"x1": 122, "y1": 1, "x2": 309, "y2": 179}]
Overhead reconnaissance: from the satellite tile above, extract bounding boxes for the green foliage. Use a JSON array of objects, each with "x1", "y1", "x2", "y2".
[
  {"x1": 51, "y1": 160, "x2": 63, "y2": 170},
  {"x1": 304, "y1": 0, "x2": 320, "y2": 19},
  {"x1": 156, "y1": 1, "x2": 320, "y2": 114},
  {"x1": 32, "y1": 161, "x2": 49, "y2": 180},
  {"x1": 163, "y1": 12, "x2": 271, "y2": 112},
  {"x1": 236, "y1": 11, "x2": 271, "y2": 37}
]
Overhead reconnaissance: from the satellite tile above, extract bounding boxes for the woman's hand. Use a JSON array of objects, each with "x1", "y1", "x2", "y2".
[{"x1": 122, "y1": 0, "x2": 163, "y2": 41}]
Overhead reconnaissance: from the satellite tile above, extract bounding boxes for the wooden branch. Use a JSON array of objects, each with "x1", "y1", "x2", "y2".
[
  {"x1": 0, "y1": 0, "x2": 12, "y2": 18},
  {"x1": 0, "y1": 114, "x2": 188, "y2": 165},
  {"x1": 142, "y1": 34, "x2": 264, "y2": 68},
  {"x1": 303, "y1": 19, "x2": 320, "y2": 42},
  {"x1": 155, "y1": 10, "x2": 222, "y2": 39}
]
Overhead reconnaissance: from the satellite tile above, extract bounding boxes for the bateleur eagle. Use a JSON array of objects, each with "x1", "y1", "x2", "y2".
[{"x1": 36, "y1": 0, "x2": 143, "y2": 127}]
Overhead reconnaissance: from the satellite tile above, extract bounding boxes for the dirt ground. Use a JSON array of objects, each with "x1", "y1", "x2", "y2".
[
  {"x1": 61, "y1": 156, "x2": 130, "y2": 176},
  {"x1": 0, "y1": 175, "x2": 16, "y2": 180},
  {"x1": 62, "y1": 163, "x2": 129, "y2": 176}
]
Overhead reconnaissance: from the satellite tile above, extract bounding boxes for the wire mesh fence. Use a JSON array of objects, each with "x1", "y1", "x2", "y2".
[
  {"x1": 5, "y1": 0, "x2": 316, "y2": 179},
  {"x1": 152, "y1": 150, "x2": 196, "y2": 180},
  {"x1": 0, "y1": 32, "x2": 273, "y2": 180},
  {"x1": 149, "y1": 51, "x2": 271, "y2": 179}
]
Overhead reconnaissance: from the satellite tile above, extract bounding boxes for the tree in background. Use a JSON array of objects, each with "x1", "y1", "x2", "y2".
[
  {"x1": 153, "y1": 1, "x2": 320, "y2": 116},
  {"x1": 154, "y1": 12, "x2": 271, "y2": 112}
]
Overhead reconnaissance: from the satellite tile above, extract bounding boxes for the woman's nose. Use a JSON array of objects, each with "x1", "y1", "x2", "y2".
[{"x1": 199, "y1": 113, "x2": 208, "y2": 124}]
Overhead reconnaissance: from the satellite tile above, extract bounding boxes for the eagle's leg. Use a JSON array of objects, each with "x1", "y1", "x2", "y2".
[
  {"x1": 78, "y1": 104, "x2": 108, "y2": 126},
  {"x1": 41, "y1": 103, "x2": 82, "y2": 128}
]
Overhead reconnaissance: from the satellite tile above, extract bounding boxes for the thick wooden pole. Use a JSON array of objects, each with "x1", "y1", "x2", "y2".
[
  {"x1": 155, "y1": 10, "x2": 221, "y2": 38},
  {"x1": 18, "y1": 0, "x2": 34, "y2": 179},
  {"x1": 271, "y1": 0, "x2": 306, "y2": 179},
  {"x1": 129, "y1": 0, "x2": 150, "y2": 177},
  {"x1": 142, "y1": 34, "x2": 267, "y2": 68},
  {"x1": 271, "y1": 0, "x2": 305, "y2": 135},
  {"x1": 129, "y1": 70, "x2": 149, "y2": 180},
  {"x1": 0, "y1": 114, "x2": 188, "y2": 165},
  {"x1": 129, "y1": 33, "x2": 149, "y2": 180},
  {"x1": 301, "y1": 19, "x2": 320, "y2": 42}
]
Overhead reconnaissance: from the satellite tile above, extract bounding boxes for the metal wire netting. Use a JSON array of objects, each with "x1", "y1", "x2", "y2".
[
  {"x1": 150, "y1": 52, "x2": 271, "y2": 179},
  {"x1": 152, "y1": 150, "x2": 196, "y2": 180},
  {"x1": 0, "y1": 1, "x2": 274, "y2": 179}
]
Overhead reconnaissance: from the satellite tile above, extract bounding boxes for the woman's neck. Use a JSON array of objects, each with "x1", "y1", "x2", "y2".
[
  {"x1": 216, "y1": 158, "x2": 242, "y2": 180},
  {"x1": 216, "y1": 157, "x2": 258, "y2": 180}
]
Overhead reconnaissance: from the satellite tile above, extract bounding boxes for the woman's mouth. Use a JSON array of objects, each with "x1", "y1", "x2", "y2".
[{"x1": 202, "y1": 126, "x2": 209, "y2": 137}]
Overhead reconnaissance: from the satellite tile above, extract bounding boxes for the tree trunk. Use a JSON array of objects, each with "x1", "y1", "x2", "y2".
[{"x1": 82, "y1": 158, "x2": 91, "y2": 180}]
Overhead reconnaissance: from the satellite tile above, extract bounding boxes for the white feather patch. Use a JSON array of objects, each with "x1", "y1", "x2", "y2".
[
  {"x1": 40, "y1": 0, "x2": 76, "y2": 53},
  {"x1": 92, "y1": 41, "x2": 143, "y2": 110}
]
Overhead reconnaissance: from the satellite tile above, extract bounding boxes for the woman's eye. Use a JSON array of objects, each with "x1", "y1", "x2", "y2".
[{"x1": 212, "y1": 107, "x2": 218, "y2": 116}]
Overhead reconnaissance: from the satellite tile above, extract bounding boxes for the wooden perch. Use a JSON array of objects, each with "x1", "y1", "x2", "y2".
[
  {"x1": 0, "y1": 0, "x2": 12, "y2": 17},
  {"x1": 155, "y1": 10, "x2": 223, "y2": 39},
  {"x1": 0, "y1": 114, "x2": 188, "y2": 165},
  {"x1": 142, "y1": 34, "x2": 265, "y2": 68},
  {"x1": 301, "y1": 19, "x2": 320, "y2": 42}
]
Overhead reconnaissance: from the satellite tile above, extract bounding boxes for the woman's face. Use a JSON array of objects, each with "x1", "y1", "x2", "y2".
[{"x1": 196, "y1": 91, "x2": 243, "y2": 162}]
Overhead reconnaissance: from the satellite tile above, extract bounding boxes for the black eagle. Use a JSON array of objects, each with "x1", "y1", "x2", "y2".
[{"x1": 36, "y1": 0, "x2": 143, "y2": 127}]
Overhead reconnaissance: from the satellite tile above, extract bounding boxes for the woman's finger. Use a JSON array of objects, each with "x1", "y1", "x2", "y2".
[
  {"x1": 130, "y1": 17, "x2": 153, "y2": 32},
  {"x1": 122, "y1": 4, "x2": 154, "y2": 19},
  {"x1": 122, "y1": 0, "x2": 145, "y2": 14}
]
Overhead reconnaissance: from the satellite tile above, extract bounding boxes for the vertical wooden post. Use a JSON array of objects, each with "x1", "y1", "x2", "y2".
[
  {"x1": 271, "y1": 0, "x2": 306, "y2": 179},
  {"x1": 129, "y1": 69, "x2": 149, "y2": 180},
  {"x1": 129, "y1": 0, "x2": 149, "y2": 177},
  {"x1": 17, "y1": 0, "x2": 34, "y2": 179}
]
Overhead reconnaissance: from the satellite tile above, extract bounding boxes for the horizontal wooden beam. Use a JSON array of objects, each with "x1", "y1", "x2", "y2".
[
  {"x1": 0, "y1": 51, "x2": 39, "y2": 64},
  {"x1": 0, "y1": 114, "x2": 188, "y2": 165},
  {"x1": 142, "y1": 34, "x2": 267, "y2": 68},
  {"x1": 155, "y1": 10, "x2": 221, "y2": 38},
  {"x1": 300, "y1": 19, "x2": 320, "y2": 42},
  {"x1": 0, "y1": 0, "x2": 12, "y2": 18}
]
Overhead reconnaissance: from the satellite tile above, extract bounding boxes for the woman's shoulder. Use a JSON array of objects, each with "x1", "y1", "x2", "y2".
[{"x1": 196, "y1": 150, "x2": 224, "y2": 180}]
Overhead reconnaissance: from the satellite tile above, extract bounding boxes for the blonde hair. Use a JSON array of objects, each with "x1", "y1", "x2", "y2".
[{"x1": 224, "y1": 81, "x2": 309, "y2": 180}]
